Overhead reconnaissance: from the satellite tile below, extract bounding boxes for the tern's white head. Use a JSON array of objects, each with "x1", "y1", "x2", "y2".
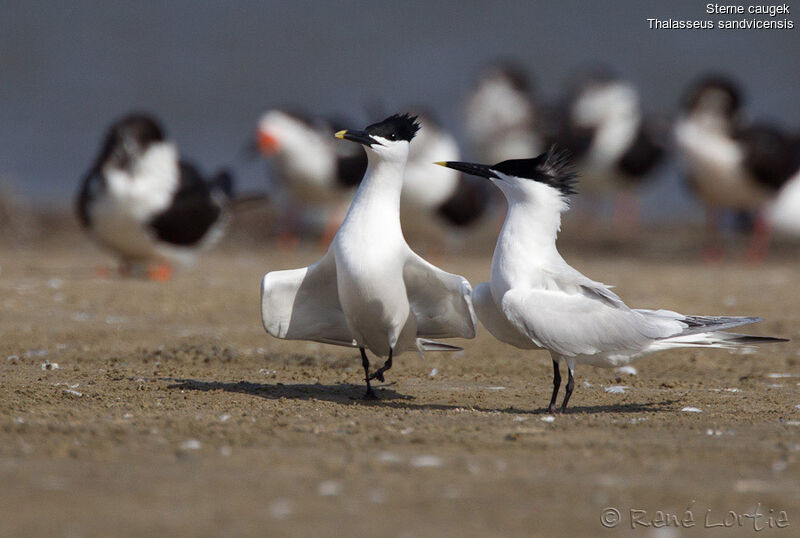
[
  {"x1": 334, "y1": 113, "x2": 420, "y2": 165},
  {"x1": 436, "y1": 150, "x2": 577, "y2": 212}
]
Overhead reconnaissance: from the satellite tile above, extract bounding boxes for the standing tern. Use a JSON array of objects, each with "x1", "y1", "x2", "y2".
[
  {"x1": 261, "y1": 114, "x2": 477, "y2": 398},
  {"x1": 77, "y1": 113, "x2": 233, "y2": 279},
  {"x1": 437, "y1": 149, "x2": 787, "y2": 412}
]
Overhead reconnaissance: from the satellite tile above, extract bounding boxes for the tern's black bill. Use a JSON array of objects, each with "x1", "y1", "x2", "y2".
[
  {"x1": 434, "y1": 161, "x2": 497, "y2": 179},
  {"x1": 335, "y1": 129, "x2": 379, "y2": 147}
]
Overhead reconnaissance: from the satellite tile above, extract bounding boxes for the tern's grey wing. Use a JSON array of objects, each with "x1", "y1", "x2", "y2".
[
  {"x1": 403, "y1": 250, "x2": 477, "y2": 340},
  {"x1": 473, "y1": 282, "x2": 538, "y2": 349},
  {"x1": 543, "y1": 263, "x2": 627, "y2": 309},
  {"x1": 501, "y1": 288, "x2": 683, "y2": 357},
  {"x1": 261, "y1": 250, "x2": 356, "y2": 347}
]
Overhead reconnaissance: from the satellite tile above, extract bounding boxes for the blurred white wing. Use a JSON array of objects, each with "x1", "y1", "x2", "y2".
[
  {"x1": 403, "y1": 249, "x2": 477, "y2": 340},
  {"x1": 261, "y1": 251, "x2": 356, "y2": 347}
]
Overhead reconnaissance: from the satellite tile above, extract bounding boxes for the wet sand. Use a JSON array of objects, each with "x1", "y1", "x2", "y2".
[{"x1": 1, "y1": 221, "x2": 799, "y2": 536}]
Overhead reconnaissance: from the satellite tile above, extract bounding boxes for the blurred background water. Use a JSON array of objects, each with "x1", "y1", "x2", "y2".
[{"x1": 1, "y1": 0, "x2": 798, "y2": 220}]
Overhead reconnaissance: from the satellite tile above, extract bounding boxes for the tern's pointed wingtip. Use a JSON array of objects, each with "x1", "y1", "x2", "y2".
[{"x1": 334, "y1": 130, "x2": 346, "y2": 139}]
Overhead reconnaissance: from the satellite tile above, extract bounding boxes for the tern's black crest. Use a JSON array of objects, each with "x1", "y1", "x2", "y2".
[
  {"x1": 365, "y1": 113, "x2": 420, "y2": 142},
  {"x1": 494, "y1": 148, "x2": 578, "y2": 196}
]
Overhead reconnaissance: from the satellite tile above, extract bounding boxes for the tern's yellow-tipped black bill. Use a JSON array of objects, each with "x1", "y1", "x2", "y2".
[
  {"x1": 336, "y1": 129, "x2": 378, "y2": 147},
  {"x1": 435, "y1": 161, "x2": 498, "y2": 179}
]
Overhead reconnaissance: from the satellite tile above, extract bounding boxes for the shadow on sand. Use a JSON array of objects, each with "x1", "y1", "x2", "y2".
[{"x1": 165, "y1": 378, "x2": 679, "y2": 415}]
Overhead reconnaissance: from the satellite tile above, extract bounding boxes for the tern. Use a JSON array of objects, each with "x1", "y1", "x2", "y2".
[
  {"x1": 261, "y1": 114, "x2": 477, "y2": 398},
  {"x1": 437, "y1": 149, "x2": 787, "y2": 412},
  {"x1": 77, "y1": 113, "x2": 233, "y2": 279}
]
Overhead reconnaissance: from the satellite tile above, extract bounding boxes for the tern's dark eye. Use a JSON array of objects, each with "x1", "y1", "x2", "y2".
[{"x1": 388, "y1": 133, "x2": 396, "y2": 140}]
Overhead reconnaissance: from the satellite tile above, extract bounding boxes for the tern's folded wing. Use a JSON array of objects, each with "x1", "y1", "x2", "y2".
[
  {"x1": 473, "y1": 282, "x2": 538, "y2": 349},
  {"x1": 261, "y1": 251, "x2": 356, "y2": 347},
  {"x1": 501, "y1": 288, "x2": 676, "y2": 357},
  {"x1": 403, "y1": 250, "x2": 477, "y2": 340}
]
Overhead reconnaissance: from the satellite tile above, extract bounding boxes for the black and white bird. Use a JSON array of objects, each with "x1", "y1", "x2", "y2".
[
  {"x1": 400, "y1": 111, "x2": 492, "y2": 242},
  {"x1": 437, "y1": 150, "x2": 786, "y2": 413},
  {"x1": 674, "y1": 76, "x2": 800, "y2": 259},
  {"x1": 256, "y1": 109, "x2": 366, "y2": 244},
  {"x1": 261, "y1": 114, "x2": 477, "y2": 398},
  {"x1": 463, "y1": 63, "x2": 545, "y2": 163},
  {"x1": 555, "y1": 70, "x2": 664, "y2": 225},
  {"x1": 77, "y1": 113, "x2": 233, "y2": 279}
]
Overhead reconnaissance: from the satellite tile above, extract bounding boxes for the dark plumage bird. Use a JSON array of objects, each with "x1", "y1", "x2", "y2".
[
  {"x1": 554, "y1": 69, "x2": 665, "y2": 228},
  {"x1": 400, "y1": 111, "x2": 492, "y2": 241},
  {"x1": 463, "y1": 62, "x2": 546, "y2": 163},
  {"x1": 256, "y1": 108, "x2": 367, "y2": 244},
  {"x1": 77, "y1": 113, "x2": 233, "y2": 279},
  {"x1": 557, "y1": 69, "x2": 664, "y2": 191},
  {"x1": 674, "y1": 75, "x2": 800, "y2": 259}
]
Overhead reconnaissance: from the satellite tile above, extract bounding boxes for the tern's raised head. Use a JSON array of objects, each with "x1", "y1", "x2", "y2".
[
  {"x1": 98, "y1": 113, "x2": 166, "y2": 173},
  {"x1": 335, "y1": 113, "x2": 420, "y2": 159},
  {"x1": 436, "y1": 149, "x2": 577, "y2": 207}
]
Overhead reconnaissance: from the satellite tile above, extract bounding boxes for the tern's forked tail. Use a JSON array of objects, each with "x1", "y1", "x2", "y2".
[{"x1": 648, "y1": 313, "x2": 788, "y2": 353}]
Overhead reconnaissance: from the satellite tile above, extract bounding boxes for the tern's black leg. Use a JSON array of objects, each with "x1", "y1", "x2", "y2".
[
  {"x1": 559, "y1": 367, "x2": 575, "y2": 413},
  {"x1": 368, "y1": 348, "x2": 393, "y2": 382},
  {"x1": 548, "y1": 359, "x2": 561, "y2": 414},
  {"x1": 360, "y1": 347, "x2": 378, "y2": 399}
]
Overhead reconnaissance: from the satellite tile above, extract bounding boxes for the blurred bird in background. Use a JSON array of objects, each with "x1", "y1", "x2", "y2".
[
  {"x1": 463, "y1": 62, "x2": 546, "y2": 163},
  {"x1": 554, "y1": 68, "x2": 666, "y2": 230},
  {"x1": 674, "y1": 75, "x2": 800, "y2": 261},
  {"x1": 255, "y1": 109, "x2": 366, "y2": 247},
  {"x1": 77, "y1": 113, "x2": 233, "y2": 280},
  {"x1": 399, "y1": 110, "x2": 493, "y2": 251}
]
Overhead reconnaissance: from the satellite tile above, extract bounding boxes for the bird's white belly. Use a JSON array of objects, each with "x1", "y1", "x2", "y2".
[
  {"x1": 335, "y1": 255, "x2": 413, "y2": 356},
  {"x1": 690, "y1": 158, "x2": 767, "y2": 209},
  {"x1": 90, "y1": 196, "x2": 160, "y2": 262},
  {"x1": 676, "y1": 120, "x2": 768, "y2": 209}
]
